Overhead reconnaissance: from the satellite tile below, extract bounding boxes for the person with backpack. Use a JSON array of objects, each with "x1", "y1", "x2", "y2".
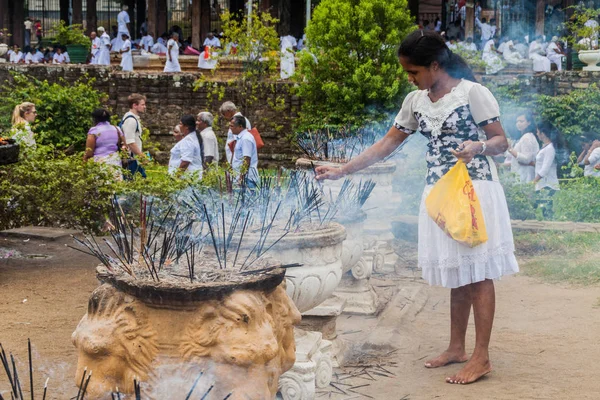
[
  {"x1": 121, "y1": 93, "x2": 147, "y2": 179},
  {"x1": 168, "y1": 115, "x2": 204, "y2": 178}
]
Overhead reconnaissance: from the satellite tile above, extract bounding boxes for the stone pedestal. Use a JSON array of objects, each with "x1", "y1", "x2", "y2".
[{"x1": 279, "y1": 330, "x2": 333, "y2": 400}]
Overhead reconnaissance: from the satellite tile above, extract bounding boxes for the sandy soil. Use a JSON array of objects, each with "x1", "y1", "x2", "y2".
[
  {"x1": 1, "y1": 235, "x2": 600, "y2": 399},
  {"x1": 362, "y1": 275, "x2": 600, "y2": 400}
]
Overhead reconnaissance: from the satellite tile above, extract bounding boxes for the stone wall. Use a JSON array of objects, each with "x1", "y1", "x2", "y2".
[
  {"x1": 478, "y1": 70, "x2": 600, "y2": 96},
  {"x1": 0, "y1": 64, "x2": 302, "y2": 167}
]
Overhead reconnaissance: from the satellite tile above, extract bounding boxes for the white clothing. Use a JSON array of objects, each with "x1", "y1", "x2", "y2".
[
  {"x1": 97, "y1": 33, "x2": 112, "y2": 65},
  {"x1": 198, "y1": 51, "x2": 218, "y2": 69},
  {"x1": 459, "y1": 42, "x2": 478, "y2": 52},
  {"x1": 226, "y1": 112, "x2": 251, "y2": 163},
  {"x1": 91, "y1": 37, "x2": 102, "y2": 63},
  {"x1": 111, "y1": 37, "x2": 124, "y2": 53},
  {"x1": 502, "y1": 41, "x2": 526, "y2": 65},
  {"x1": 203, "y1": 36, "x2": 221, "y2": 48},
  {"x1": 168, "y1": 132, "x2": 204, "y2": 177},
  {"x1": 32, "y1": 51, "x2": 44, "y2": 63},
  {"x1": 10, "y1": 51, "x2": 23, "y2": 63},
  {"x1": 280, "y1": 35, "x2": 296, "y2": 79},
  {"x1": 434, "y1": 20, "x2": 442, "y2": 32},
  {"x1": 24, "y1": 20, "x2": 33, "y2": 30},
  {"x1": 24, "y1": 53, "x2": 37, "y2": 64},
  {"x1": 297, "y1": 34, "x2": 306, "y2": 51},
  {"x1": 117, "y1": 11, "x2": 130, "y2": 34},
  {"x1": 418, "y1": 180, "x2": 519, "y2": 288},
  {"x1": 164, "y1": 39, "x2": 181, "y2": 72},
  {"x1": 151, "y1": 42, "x2": 168, "y2": 54},
  {"x1": 63, "y1": 51, "x2": 70, "y2": 63},
  {"x1": 482, "y1": 40, "x2": 505, "y2": 74},
  {"x1": 231, "y1": 129, "x2": 259, "y2": 183},
  {"x1": 514, "y1": 42, "x2": 529, "y2": 59},
  {"x1": 120, "y1": 39, "x2": 133, "y2": 71},
  {"x1": 52, "y1": 53, "x2": 66, "y2": 64},
  {"x1": 535, "y1": 143, "x2": 559, "y2": 191},
  {"x1": 447, "y1": 42, "x2": 458, "y2": 50},
  {"x1": 510, "y1": 132, "x2": 539, "y2": 183},
  {"x1": 122, "y1": 111, "x2": 143, "y2": 152},
  {"x1": 11, "y1": 122, "x2": 36, "y2": 149},
  {"x1": 200, "y1": 127, "x2": 219, "y2": 163},
  {"x1": 584, "y1": 148, "x2": 600, "y2": 177},
  {"x1": 529, "y1": 41, "x2": 551, "y2": 72},
  {"x1": 497, "y1": 41, "x2": 507, "y2": 54},
  {"x1": 546, "y1": 42, "x2": 563, "y2": 71},
  {"x1": 475, "y1": 18, "x2": 494, "y2": 42},
  {"x1": 140, "y1": 35, "x2": 154, "y2": 52}
]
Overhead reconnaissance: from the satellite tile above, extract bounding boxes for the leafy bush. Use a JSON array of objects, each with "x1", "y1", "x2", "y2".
[
  {"x1": 0, "y1": 147, "x2": 203, "y2": 233},
  {"x1": 0, "y1": 147, "x2": 116, "y2": 232},
  {"x1": 500, "y1": 174, "x2": 538, "y2": 220},
  {"x1": 553, "y1": 177, "x2": 600, "y2": 222},
  {"x1": 0, "y1": 73, "x2": 104, "y2": 150},
  {"x1": 296, "y1": 0, "x2": 414, "y2": 129},
  {"x1": 54, "y1": 20, "x2": 92, "y2": 51}
]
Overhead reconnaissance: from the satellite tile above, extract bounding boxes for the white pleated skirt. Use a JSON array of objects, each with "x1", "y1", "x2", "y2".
[{"x1": 418, "y1": 180, "x2": 519, "y2": 289}]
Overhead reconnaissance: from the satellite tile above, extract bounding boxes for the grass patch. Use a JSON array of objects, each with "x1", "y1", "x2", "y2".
[{"x1": 513, "y1": 231, "x2": 600, "y2": 285}]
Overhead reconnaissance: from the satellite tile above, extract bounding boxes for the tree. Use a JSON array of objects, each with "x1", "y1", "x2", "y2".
[{"x1": 296, "y1": 0, "x2": 415, "y2": 129}]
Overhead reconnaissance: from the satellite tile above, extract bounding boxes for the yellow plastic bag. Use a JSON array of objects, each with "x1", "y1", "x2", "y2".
[{"x1": 425, "y1": 160, "x2": 488, "y2": 248}]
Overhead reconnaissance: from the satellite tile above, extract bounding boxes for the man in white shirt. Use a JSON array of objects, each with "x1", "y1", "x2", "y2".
[
  {"x1": 24, "y1": 47, "x2": 37, "y2": 64},
  {"x1": 114, "y1": 5, "x2": 130, "y2": 52},
  {"x1": 32, "y1": 47, "x2": 45, "y2": 63},
  {"x1": 122, "y1": 93, "x2": 147, "y2": 179},
  {"x1": 90, "y1": 31, "x2": 101, "y2": 64},
  {"x1": 139, "y1": 31, "x2": 155, "y2": 53},
  {"x1": 24, "y1": 17, "x2": 33, "y2": 47},
  {"x1": 219, "y1": 101, "x2": 251, "y2": 164},
  {"x1": 168, "y1": 115, "x2": 204, "y2": 177},
  {"x1": 229, "y1": 115, "x2": 258, "y2": 186},
  {"x1": 97, "y1": 27, "x2": 112, "y2": 65},
  {"x1": 475, "y1": 18, "x2": 494, "y2": 48},
  {"x1": 196, "y1": 111, "x2": 219, "y2": 167},
  {"x1": 203, "y1": 32, "x2": 221, "y2": 48}
]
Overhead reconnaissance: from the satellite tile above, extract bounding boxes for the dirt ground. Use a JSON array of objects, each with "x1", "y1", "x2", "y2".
[{"x1": 1, "y1": 235, "x2": 600, "y2": 399}]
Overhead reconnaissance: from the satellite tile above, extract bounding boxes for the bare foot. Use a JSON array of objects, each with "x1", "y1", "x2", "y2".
[
  {"x1": 424, "y1": 350, "x2": 468, "y2": 368},
  {"x1": 445, "y1": 357, "x2": 492, "y2": 384}
]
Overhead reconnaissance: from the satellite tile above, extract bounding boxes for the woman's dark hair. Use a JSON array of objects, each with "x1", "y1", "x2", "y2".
[
  {"x1": 92, "y1": 108, "x2": 111, "y2": 124},
  {"x1": 397, "y1": 30, "x2": 476, "y2": 82},
  {"x1": 538, "y1": 120, "x2": 569, "y2": 165},
  {"x1": 181, "y1": 114, "x2": 196, "y2": 131},
  {"x1": 516, "y1": 110, "x2": 537, "y2": 134}
]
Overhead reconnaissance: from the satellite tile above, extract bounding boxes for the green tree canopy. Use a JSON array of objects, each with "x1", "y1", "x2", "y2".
[{"x1": 296, "y1": 0, "x2": 415, "y2": 129}]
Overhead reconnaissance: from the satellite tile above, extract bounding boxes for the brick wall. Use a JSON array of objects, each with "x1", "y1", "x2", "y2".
[
  {"x1": 0, "y1": 64, "x2": 302, "y2": 167},
  {"x1": 478, "y1": 70, "x2": 600, "y2": 96}
]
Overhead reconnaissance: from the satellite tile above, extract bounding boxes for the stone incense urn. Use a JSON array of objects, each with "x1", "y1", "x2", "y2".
[
  {"x1": 296, "y1": 158, "x2": 401, "y2": 273},
  {"x1": 245, "y1": 222, "x2": 346, "y2": 400},
  {"x1": 72, "y1": 265, "x2": 301, "y2": 400}
]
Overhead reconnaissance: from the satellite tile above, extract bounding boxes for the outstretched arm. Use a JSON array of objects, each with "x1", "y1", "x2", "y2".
[{"x1": 316, "y1": 126, "x2": 409, "y2": 180}]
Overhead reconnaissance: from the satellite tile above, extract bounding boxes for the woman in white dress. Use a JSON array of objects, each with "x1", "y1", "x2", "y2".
[
  {"x1": 528, "y1": 37, "x2": 551, "y2": 72},
  {"x1": 507, "y1": 112, "x2": 539, "y2": 183},
  {"x1": 546, "y1": 36, "x2": 565, "y2": 71},
  {"x1": 97, "y1": 27, "x2": 112, "y2": 66},
  {"x1": 164, "y1": 32, "x2": 181, "y2": 73},
  {"x1": 119, "y1": 33, "x2": 133, "y2": 72},
  {"x1": 317, "y1": 30, "x2": 519, "y2": 385},
  {"x1": 533, "y1": 120, "x2": 561, "y2": 192}
]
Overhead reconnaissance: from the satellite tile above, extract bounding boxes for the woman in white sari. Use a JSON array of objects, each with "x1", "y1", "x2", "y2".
[
  {"x1": 482, "y1": 38, "x2": 505, "y2": 74},
  {"x1": 119, "y1": 33, "x2": 133, "y2": 72},
  {"x1": 164, "y1": 32, "x2": 181, "y2": 73},
  {"x1": 528, "y1": 37, "x2": 551, "y2": 72}
]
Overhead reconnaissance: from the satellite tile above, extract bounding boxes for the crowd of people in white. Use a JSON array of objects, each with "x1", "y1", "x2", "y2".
[{"x1": 5, "y1": 5, "x2": 304, "y2": 78}]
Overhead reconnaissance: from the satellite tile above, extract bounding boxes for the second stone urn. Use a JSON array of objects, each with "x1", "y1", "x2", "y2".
[{"x1": 72, "y1": 266, "x2": 301, "y2": 400}]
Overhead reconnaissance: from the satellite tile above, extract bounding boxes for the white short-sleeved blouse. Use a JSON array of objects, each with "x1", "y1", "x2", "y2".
[{"x1": 394, "y1": 79, "x2": 501, "y2": 185}]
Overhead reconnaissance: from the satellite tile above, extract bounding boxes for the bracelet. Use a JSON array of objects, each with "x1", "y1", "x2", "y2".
[{"x1": 478, "y1": 141, "x2": 487, "y2": 155}]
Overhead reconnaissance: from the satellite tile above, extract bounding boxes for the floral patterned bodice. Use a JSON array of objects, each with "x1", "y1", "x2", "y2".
[{"x1": 394, "y1": 80, "x2": 501, "y2": 185}]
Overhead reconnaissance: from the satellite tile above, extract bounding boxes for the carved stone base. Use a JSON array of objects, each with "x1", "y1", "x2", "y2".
[
  {"x1": 279, "y1": 330, "x2": 333, "y2": 400},
  {"x1": 334, "y1": 274, "x2": 379, "y2": 315},
  {"x1": 365, "y1": 240, "x2": 398, "y2": 274}
]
